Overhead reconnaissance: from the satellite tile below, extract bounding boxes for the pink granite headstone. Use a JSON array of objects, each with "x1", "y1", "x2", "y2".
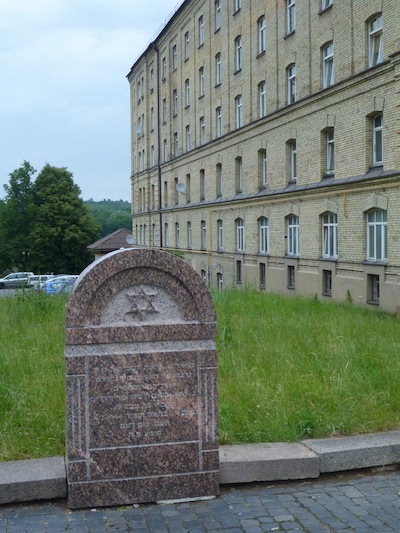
[{"x1": 65, "y1": 248, "x2": 218, "y2": 509}]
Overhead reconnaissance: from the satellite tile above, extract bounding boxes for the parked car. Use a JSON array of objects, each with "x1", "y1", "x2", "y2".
[
  {"x1": 27, "y1": 274, "x2": 56, "y2": 287},
  {"x1": 0, "y1": 272, "x2": 34, "y2": 289},
  {"x1": 41, "y1": 276, "x2": 78, "y2": 295},
  {"x1": 55, "y1": 280, "x2": 76, "y2": 295}
]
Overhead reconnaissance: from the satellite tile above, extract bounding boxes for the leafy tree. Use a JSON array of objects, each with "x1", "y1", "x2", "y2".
[
  {"x1": 0, "y1": 161, "x2": 36, "y2": 273},
  {"x1": 30, "y1": 164, "x2": 100, "y2": 274}
]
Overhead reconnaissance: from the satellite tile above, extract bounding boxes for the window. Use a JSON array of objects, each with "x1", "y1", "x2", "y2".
[
  {"x1": 151, "y1": 184, "x2": 155, "y2": 210},
  {"x1": 162, "y1": 98, "x2": 167, "y2": 123},
  {"x1": 289, "y1": 140, "x2": 297, "y2": 182},
  {"x1": 287, "y1": 64, "x2": 296, "y2": 104},
  {"x1": 325, "y1": 129, "x2": 334, "y2": 175},
  {"x1": 201, "y1": 220, "x2": 206, "y2": 250},
  {"x1": 143, "y1": 224, "x2": 147, "y2": 246},
  {"x1": 199, "y1": 116, "x2": 205, "y2": 145},
  {"x1": 234, "y1": 0, "x2": 241, "y2": 13},
  {"x1": 258, "y1": 16, "x2": 266, "y2": 55},
  {"x1": 162, "y1": 57, "x2": 167, "y2": 81},
  {"x1": 175, "y1": 222, "x2": 180, "y2": 248},
  {"x1": 217, "y1": 272, "x2": 223, "y2": 291},
  {"x1": 373, "y1": 113, "x2": 383, "y2": 166},
  {"x1": 172, "y1": 45, "x2": 177, "y2": 70},
  {"x1": 198, "y1": 15, "x2": 204, "y2": 46},
  {"x1": 259, "y1": 148, "x2": 267, "y2": 188},
  {"x1": 151, "y1": 145, "x2": 155, "y2": 167},
  {"x1": 173, "y1": 89, "x2": 178, "y2": 116},
  {"x1": 185, "y1": 79, "x2": 190, "y2": 107},
  {"x1": 173, "y1": 132, "x2": 178, "y2": 157},
  {"x1": 152, "y1": 223, "x2": 156, "y2": 245},
  {"x1": 216, "y1": 106, "x2": 222, "y2": 137},
  {"x1": 236, "y1": 260, "x2": 242, "y2": 284},
  {"x1": 217, "y1": 219, "x2": 223, "y2": 250},
  {"x1": 174, "y1": 177, "x2": 179, "y2": 205},
  {"x1": 259, "y1": 263, "x2": 266, "y2": 289},
  {"x1": 235, "y1": 156, "x2": 243, "y2": 193},
  {"x1": 184, "y1": 31, "x2": 190, "y2": 60},
  {"x1": 150, "y1": 107, "x2": 155, "y2": 130},
  {"x1": 258, "y1": 81, "x2": 267, "y2": 118},
  {"x1": 187, "y1": 221, "x2": 192, "y2": 248},
  {"x1": 201, "y1": 269, "x2": 208, "y2": 284},
  {"x1": 215, "y1": 53, "x2": 221, "y2": 85},
  {"x1": 150, "y1": 68, "x2": 154, "y2": 92},
  {"x1": 323, "y1": 270, "x2": 332, "y2": 296},
  {"x1": 322, "y1": 212, "x2": 338, "y2": 258},
  {"x1": 235, "y1": 36, "x2": 242, "y2": 71},
  {"x1": 259, "y1": 217, "x2": 269, "y2": 254},
  {"x1": 164, "y1": 222, "x2": 169, "y2": 246},
  {"x1": 216, "y1": 163, "x2": 222, "y2": 197},
  {"x1": 235, "y1": 95, "x2": 243, "y2": 128},
  {"x1": 163, "y1": 139, "x2": 168, "y2": 162},
  {"x1": 367, "y1": 209, "x2": 387, "y2": 261},
  {"x1": 368, "y1": 14, "x2": 383, "y2": 67},
  {"x1": 368, "y1": 274, "x2": 380, "y2": 304},
  {"x1": 200, "y1": 169, "x2": 205, "y2": 201},
  {"x1": 186, "y1": 174, "x2": 191, "y2": 203},
  {"x1": 163, "y1": 180, "x2": 168, "y2": 207},
  {"x1": 322, "y1": 42, "x2": 334, "y2": 88},
  {"x1": 321, "y1": 0, "x2": 333, "y2": 10},
  {"x1": 215, "y1": 0, "x2": 221, "y2": 31},
  {"x1": 287, "y1": 215, "x2": 299, "y2": 256},
  {"x1": 199, "y1": 66, "x2": 205, "y2": 97},
  {"x1": 185, "y1": 125, "x2": 191, "y2": 151},
  {"x1": 236, "y1": 218, "x2": 245, "y2": 252},
  {"x1": 287, "y1": 0, "x2": 296, "y2": 34},
  {"x1": 287, "y1": 265, "x2": 295, "y2": 289}
]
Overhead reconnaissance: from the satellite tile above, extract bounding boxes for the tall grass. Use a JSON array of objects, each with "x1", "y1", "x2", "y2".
[
  {"x1": 215, "y1": 289, "x2": 400, "y2": 444},
  {"x1": 0, "y1": 292, "x2": 66, "y2": 461},
  {"x1": 0, "y1": 289, "x2": 400, "y2": 461}
]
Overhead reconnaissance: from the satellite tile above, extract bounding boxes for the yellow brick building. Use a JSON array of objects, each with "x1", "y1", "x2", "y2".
[{"x1": 127, "y1": 0, "x2": 400, "y2": 312}]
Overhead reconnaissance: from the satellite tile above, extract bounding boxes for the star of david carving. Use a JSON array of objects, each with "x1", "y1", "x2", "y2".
[{"x1": 125, "y1": 287, "x2": 159, "y2": 321}]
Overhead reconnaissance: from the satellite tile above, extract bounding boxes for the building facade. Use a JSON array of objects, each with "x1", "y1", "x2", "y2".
[{"x1": 127, "y1": 0, "x2": 400, "y2": 313}]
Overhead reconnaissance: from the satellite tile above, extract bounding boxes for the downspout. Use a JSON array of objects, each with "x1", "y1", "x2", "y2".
[{"x1": 154, "y1": 43, "x2": 163, "y2": 248}]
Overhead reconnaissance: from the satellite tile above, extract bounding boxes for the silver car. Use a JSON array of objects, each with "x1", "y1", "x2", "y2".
[{"x1": 0, "y1": 272, "x2": 34, "y2": 289}]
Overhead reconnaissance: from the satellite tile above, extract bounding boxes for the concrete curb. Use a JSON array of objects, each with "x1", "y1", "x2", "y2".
[{"x1": 1, "y1": 431, "x2": 400, "y2": 506}]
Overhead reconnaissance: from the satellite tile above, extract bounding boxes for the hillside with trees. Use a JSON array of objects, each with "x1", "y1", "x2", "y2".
[{"x1": 85, "y1": 199, "x2": 131, "y2": 238}]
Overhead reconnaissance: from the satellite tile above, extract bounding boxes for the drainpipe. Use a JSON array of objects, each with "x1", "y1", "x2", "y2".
[{"x1": 154, "y1": 43, "x2": 163, "y2": 248}]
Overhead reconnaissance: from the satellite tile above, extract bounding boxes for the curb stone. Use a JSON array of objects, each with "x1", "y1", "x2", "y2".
[{"x1": 1, "y1": 431, "x2": 400, "y2": 506}]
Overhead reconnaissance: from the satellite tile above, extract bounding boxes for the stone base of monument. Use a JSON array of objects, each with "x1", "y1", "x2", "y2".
[{"x1": 65, "y1": 249, "x2": 219, "y2": 509}]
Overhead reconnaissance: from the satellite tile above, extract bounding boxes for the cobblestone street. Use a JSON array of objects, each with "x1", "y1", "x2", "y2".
[{"x1": 1, "y1": 470, "x2": 400, "y2": 532}]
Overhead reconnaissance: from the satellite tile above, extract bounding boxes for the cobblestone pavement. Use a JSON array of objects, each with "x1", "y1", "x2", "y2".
[{"x1": 1, "y1": 470, "x2": 400, "y2": 532}]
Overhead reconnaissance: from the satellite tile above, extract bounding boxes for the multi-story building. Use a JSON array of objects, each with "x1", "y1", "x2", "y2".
[{"x1": 127, "y1": 0, "x2": 400, "y2": 313}]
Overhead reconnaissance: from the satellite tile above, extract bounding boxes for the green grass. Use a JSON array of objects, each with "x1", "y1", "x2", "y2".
[{"x1": 0, "y1": 289, "x2": 400, "y2": 461}]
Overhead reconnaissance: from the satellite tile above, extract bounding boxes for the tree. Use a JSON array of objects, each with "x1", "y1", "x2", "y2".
[
  {"x1": 0, "y1": 161, "x2": 36, "y2": 273},
  {"x1": 85, "y1": 199, "x2": 131, "y2": 237},
  {"x1": 30, "y1": 164, "x2": 100, "y2": 273}
]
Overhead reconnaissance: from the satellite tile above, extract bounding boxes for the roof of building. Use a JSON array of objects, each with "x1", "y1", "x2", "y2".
[{"x1": 88, "y1": 228, "x2": 133, "y2": 253}]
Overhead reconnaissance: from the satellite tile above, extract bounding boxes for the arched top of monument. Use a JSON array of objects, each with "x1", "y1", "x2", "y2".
[{"x1": 66, "y1": 248, "x2": 216, "y2": 328}]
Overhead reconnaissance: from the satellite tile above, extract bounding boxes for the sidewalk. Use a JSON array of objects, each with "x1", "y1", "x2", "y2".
[{"x1": 1, "y1": 431, "x2": 400, "y2": 506}]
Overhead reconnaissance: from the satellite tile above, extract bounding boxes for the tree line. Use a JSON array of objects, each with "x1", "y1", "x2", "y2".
[{"x1": 0, "y1": 162, "x2": 132, "y2": 276}]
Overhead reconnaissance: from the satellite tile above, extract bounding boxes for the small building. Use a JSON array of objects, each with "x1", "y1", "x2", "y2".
[{"x1": 88, "y1": 228, "x2": 133, "y2": 261}]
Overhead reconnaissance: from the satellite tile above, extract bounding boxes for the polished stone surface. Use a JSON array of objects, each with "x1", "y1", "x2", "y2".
[{"x1": 65, "y1": 249, "x2": 218, "y2": 509}]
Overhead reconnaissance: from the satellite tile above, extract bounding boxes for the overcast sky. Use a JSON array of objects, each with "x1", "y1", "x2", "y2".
[{"x1": 0, "y1": 0, "x2": 181, "y2": 201}]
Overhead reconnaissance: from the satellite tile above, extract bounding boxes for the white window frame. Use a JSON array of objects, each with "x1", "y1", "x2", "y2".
[
  {"x1": 326, "y1": 129, "x2": 334, "y2": 174},
  {"x1": 236, "y1": 156, "x2": 243, "y2": 193},
  {"x1": 367, "y1": 209, "x2": 387, "y2": 262},
  {"x1": 162, "y1": 57, "x2": 167, "y2": 80},
  {"x1": 373, "y1": 113, "x2": 383, "y2": 166},
  {"x1": 368, "y1": 14, "x2": 383, "y2": 67},
  {"x1": 259, "y1": 148, "x2": 267, "y2": 187},
  {"x1": 200, "y1": 116, "x2": 205, "y2": 145},
  {"x1": 198, "y1": 16, "x2": 204, "y2": 47},
  {"x1": 215, "y1": 0, "x2": 221, "y2": 31},
  {"x1": 322, "y1": 0, "x2": 333, "y2": 10},
  {"x1": 259, "y1": 217, "x2": 269, "y2": 254},
  {"x1": 216, "y1": 106, "x2": 222, "y2": 138},
  {"x1": 217, "y1": 219, "x2": 223, "y2": 250},
  {"x1": 199, "y1": 66, "x2": 205, "y2": 97},
  {"x1": 322, "y1": 212, "x2": 338, "y2": 259},
  {"x1": 163, "y1": 139, "x2": 168, "y2": 162},
  {"x1": 215, "y1": 52, "x2": 221, "y2": 85},
  {"x1": 185, "y1": 124, "x2": 191, "y2": 151},
  {"x1": 175, "y1": 222, "x2": 180, "y2": 248},
  {"x1": 172, "y1": 45, "x2": 177, "y2": 70},
  {"x1": 287, "y1": 64, "x2": 296, "y2": 104},
  {"x1": 258, "y1": 16, "x2": 266, "y2": 55},
  {"x1": 236, "y1": 218, "x2": 245, "y2": 253},
  {"x1": 322, "y1": 42, "x2": 334, "y2": 88},
  {"x1": 287, "y1": 215, "x2": 299, "y2": 256},
  {"x1": 258, "y1": 81, "x2": 267, "y2": 118},
  {"x1": 187, "y1": 221, "x2": 192, "y2": 249},
  {"x1": 201, "y1": 220, "x2": 207, "y2": 250},
  {"x1": 173, "y1": 132, "x2": 178, "y2": 157},
  {"x1": 235, "y1": 94, "x2": 243, "y2": 128},
  {"x1": 184, "y1": 31, "x2": 190, "y2": 60},
  {"x1": 162, "y1": 98, "x2": 167, "y2": 123},
  {"x1": 234, "y1": 0, "x2": 241, "y2": 13},
  {"x1": 216, "y1": 163, "x2": 222, "y2": 197},
  {"x1": 289, "y1": 140, "x2": 297, "y2": 182},
  {"x1": 235, "y1": 35, "x2": 242, "y2": 71},
  {"x1": 287, "y1": 0, "x2": 296, "y2": 34},
  {"x1": 173, "y1": 89, "x2": 178, "y2": 116},
  {"x1": 185, "y1": 79, "x2": 190, "y2": 107},
  {"x1": 217, "y1": 272, "x2": 223, "y2": 291},
  {"x1": 150, "y1": 107, "x2": 155, "y2": 131},
  {"x1": 164, "y1": 222, "x2": 169, "y2": 246}
]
